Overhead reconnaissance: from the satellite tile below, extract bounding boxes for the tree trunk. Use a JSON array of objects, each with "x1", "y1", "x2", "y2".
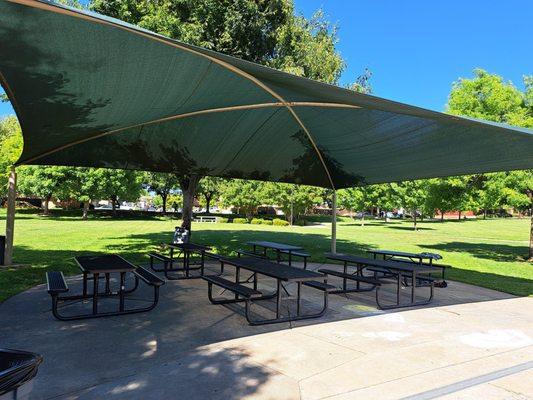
[
  {"x1": 43, "y1": 194, "x2": 51, "y2": 215},
  {"x1": 413, "y1": 208, "x2": 417, "y2": 231},
  {"x1": 205, "y1": 194, "x2": 212, "y2": 214},
  {"x1": 483, "y1": 209, "x2": 487, "y2": 220},
  {"x1": 458, "y1": 210, "x2": 462, "y2": 220},
  {"x1": 440, "y1": 211, "x2": 444, "y2": 222},
  {"x1": 179, "y1": 174, "x2": 201, "y2": 234},
  {"x1": 82, "y1": 201, "x2": 90, "y2": 220},
  {"x1": 361, "y1": 214, "x2": 365, "y2": 227},
  {"x1": 111, "y1": 195, "x2": 117, "y2": 215},
  {"x1": 162, "y1": 193, "x2": 168, "y2": 214}
]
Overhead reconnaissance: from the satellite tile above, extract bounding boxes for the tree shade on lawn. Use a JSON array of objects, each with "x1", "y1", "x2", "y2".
[{"x1": 1, "y1": 0, "x2": 533, "y2": 262}]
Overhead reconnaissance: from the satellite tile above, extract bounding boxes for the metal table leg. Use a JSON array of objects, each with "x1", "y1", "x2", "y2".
[
  {"x1": 92, "y1": 273, "x2": 99, "y2": 315},
  {"x1": 397, "y1": 272, "x2": 402, "y2": 306},
  {"x1": 296, "y1": 282, "x2": 301, "y2": 316},
  {"x1": 119, "y1": 272, "x2": 126, "y2": 312},
  {"x1": 411, "y1": 269, "x2": 416, "y2": 303},
  {"x1": 83, "y1": 272, "x2": 88, "y2": 296},
  {"x1": 276, "y1": 280, "x2": 282, "y2": 319},
  {"x1": 105, "y1": 273, "x2": 110, "y2": 294}
]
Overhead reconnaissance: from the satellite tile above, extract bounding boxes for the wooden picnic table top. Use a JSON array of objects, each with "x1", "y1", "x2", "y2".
[
  {"x1": 325, "y1": 253, "x2": 442, "y2": 275},
  {"x1": 74, "y1": 254, "x2": 136, "y2": 274},
  {"x1": 247, "y1": 241, "x2": 303, "y2": 252},
  {"x1": 220, "y1": 257, "x2": 323, "y2": 282}
]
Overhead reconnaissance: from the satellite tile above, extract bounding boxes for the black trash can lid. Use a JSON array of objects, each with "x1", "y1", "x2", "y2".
[{"x1": 0, "y1": 349, "x2": 43, "y2": 395}]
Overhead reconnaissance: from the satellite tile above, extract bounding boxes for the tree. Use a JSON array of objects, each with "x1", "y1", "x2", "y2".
[
  {"x1": 17, "y1": 166, "x2": 72, "y2": 214},
  {"x1": 264, "y1": 182, "x2": 324, "y2": 224},
  {"x1": 220, "y1": 179, "x2": 267, "y2": 220},
  {"x1": 0, "y1": 116, "x2": 23, "y2": 200},
  {"x1": 143, "y1": 172, "x2": 179, "y2": 213},
  {"x1": 197, "y1": 177, "x2": 225, "y2": 214},
  {"x1": 424, "y1": 177, "x2": 470, "y2": 221},
  {"x1": 268, "y1": 10, "x2": 344, "y2": 83},
  {"x1": 347, "y1": 68, "x2": 373, "y2": 94},
  {"x1": 178, "y1": 174, "x2": 201, "y2": 233},
  {"x1": 393, "y1": 181, "x2": 427, "y2": 230},
  {"x1": 65, "y1": 168, "x2": 107, "y2": 219},
  {"x1": 91, "y1": 0, "x2": 348, "y2": 233},
  {"x1": 447, "y1": 69, "x2": 533, "y2": 257},
  {"x1": 337, "y1": 186, "x2": 374, "y2": 226},
  {"x1": 97, "y1": 169, "x2": 142, "y2": 214}
]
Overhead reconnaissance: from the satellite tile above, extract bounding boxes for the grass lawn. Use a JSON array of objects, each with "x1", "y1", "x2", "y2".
[{"x1": 0, "y1": 209, "x2": 531, "y2": 301}]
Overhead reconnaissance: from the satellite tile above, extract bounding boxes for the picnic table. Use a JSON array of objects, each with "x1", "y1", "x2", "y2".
[
  {"x1": 194, "y1": 216, "x2": 218, "y2": 223},
  {"x1": 46, "y1": 254, "x2": 164, "y2": 320},
  {"x1": 246, "y1": 241, "x2": 304, "y2": 263},
  {"x1": 165, "y1": 242, "x2": 211, "y2": 279},
  {"x1": 203, "y1": 257, "x2": 333, "y2": 325},
  {"x1": 325, "y1": 253, "x2": 442, "y2": 310},
  {"x1": 367, "y1": 249, "x2": 447, "y2": 282}
]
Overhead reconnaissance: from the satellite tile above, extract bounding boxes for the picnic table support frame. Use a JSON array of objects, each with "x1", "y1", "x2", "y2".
[
  {"x1": 206, "y1": 260, "x2": 329, "y2": 325},
  {"x1": 376, "y1": 273, "x2": 434, "y2": 310},
  {"x1": 50, "y1": 273, "x2": 160, "y2": 321},
  {"x1": 163, "y1": 245, "x2": 208, "y2": 280}
]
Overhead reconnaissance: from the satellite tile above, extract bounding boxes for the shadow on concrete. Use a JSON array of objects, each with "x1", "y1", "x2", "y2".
[
  {"x1": 66, "y1": 346, "x2": 271, "y2": 399},
  {"x1": 1, "y1": 227, "x2": 530, "y2": 398}
]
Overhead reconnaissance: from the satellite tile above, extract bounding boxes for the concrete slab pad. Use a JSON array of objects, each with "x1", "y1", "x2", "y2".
[{"x1": 0, "y1": 262, "x2": 530, "y2": 400}]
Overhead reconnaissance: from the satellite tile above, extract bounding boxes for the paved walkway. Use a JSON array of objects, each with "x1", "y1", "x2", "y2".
[{"x1": 0, "y1": 262, "x2": 531, "y2": 399}]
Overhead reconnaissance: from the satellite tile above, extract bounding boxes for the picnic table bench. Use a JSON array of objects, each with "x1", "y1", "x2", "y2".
[
  {"x1": 151, "y1": 242, "x2": 211, "y2": 280},
  {"x1": 46, "y1": 254, "x2": 164, "y2": 320},
  {"x1": 203, "y1": 257, "x2": 334, "y2": 325},
  {"x1": 367, "y1": 249, "x2": 448, "y2": 286},
  {"x1": 246, "y1": 241, "x2": 310, "y2": 268},
  {"x1": 194, "y1": 216, "x2": 218, "y2": 223},
  {"x1": 325, "y1": 253, "x2": 442, "y2": 310}
]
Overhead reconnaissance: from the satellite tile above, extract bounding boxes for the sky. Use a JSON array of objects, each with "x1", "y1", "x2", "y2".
[{"x1": 1, "y1": 0, "x2": 532, "y2": 118}]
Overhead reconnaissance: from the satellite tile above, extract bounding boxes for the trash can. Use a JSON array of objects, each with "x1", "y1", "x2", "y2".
[
  {"x1": 0, "y1": 236, "x2": 5, "y2": 266},
  {"x1": 172, "y1": 227, "x2": 189, "y2": 244},
  {"x1": 0, "y1": 349, "x2": 43, "y2": 400}
]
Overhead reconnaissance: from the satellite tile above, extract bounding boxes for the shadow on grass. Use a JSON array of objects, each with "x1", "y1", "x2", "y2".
[
  {"x1": 447, "y1": 265, "x2": 533, "y2": 297},
  {"x1": 386, "y1": 226, "x2": 435, "y2": 231},
  {"x1": 2, "y1": 229, "x2": 371, "y2": 302},
  {"x1": 425, "y1": 241, "x2": 530, "y2": 263},
  {"x1": 102, "y1": 229, "x2": 374, "y2": 262},
  {"x1": 0, "y1": 208, "x2": 177, "y2": 222}
]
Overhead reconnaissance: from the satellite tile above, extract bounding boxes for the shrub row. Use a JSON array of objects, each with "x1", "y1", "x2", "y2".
[{"x1": 216, "y1": 217, "x2": 290, "y2": 226}]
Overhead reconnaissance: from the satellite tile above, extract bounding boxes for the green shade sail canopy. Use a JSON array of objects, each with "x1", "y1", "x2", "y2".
[{"x1": 1, "y1": 0, "x2": 532, "y2": 189}]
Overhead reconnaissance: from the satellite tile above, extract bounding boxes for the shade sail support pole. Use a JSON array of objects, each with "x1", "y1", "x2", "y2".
[
  {"x1": 4, "y1": 166, "x2": 16, "y2": 266},
  {"x1": 331, "y1": 190, "x2": 337, "y2": 254}
]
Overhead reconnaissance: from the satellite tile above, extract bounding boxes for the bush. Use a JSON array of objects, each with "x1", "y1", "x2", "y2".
[
  {"x1": 272, "y1": 219, "x2": 289, "y2": 226},
  {"x1": 233, "y1": 217, "x2": 248, "y2": 224},
  {"x1": 261, "y1": 219, "x2": 273, "y2": 225},
  {"x1": 217, "y1": 217, "x2": 229, "y2": 223},
  {"x1": 250, "y1": 218, "x2": 263, "y2": 225},
  {"x1": 294, "y1": 219, "x2": 306, "y2": 226}
]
